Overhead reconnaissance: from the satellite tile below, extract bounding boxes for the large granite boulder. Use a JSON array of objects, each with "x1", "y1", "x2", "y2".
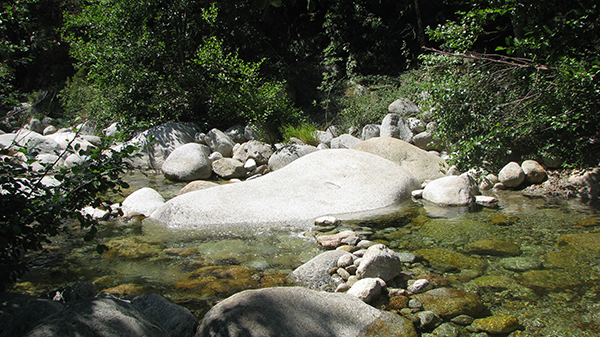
[
  {"x1": 161, "y1": 143, "x2": 212, "y2": 181},
  {"x1": 330, "y1": 134, "x2": 361, "y2": 149},
  {"x1": 353, "y1": 137, "x2": 446, "y2": 184},
  {"x1": 151, "y1": 149, "x2": 420, "y2": 232},
  {"x1": 120, "y1": 122, "x2": 201, "y2": 171},
  {"x1": 198, "y1": 287, "x2": 417, "y2": 337},
  {"x1": 24, "y1": 296, "x2": 168, "y2": 337}
]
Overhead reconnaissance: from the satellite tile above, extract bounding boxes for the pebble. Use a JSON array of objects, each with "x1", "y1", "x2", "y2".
[
  {"x1": 450, "y1": 314, "x2": 474, "y2": 326},
  {"x1": 397, "y1": 252, "x2": 417, "y2": 263},
  {"x1": 337, "y1": 254, "x2": 355, "y2": 268},
  {"x1": 430, "y1": 322, "x2": 459, "y2": 337},
  {"x1": 337, "y1": 268, "x2": 351, "y2": 280},
  {"x1": 407, "y1": 279, "x2": 431, "y2": 294},
  {"x1": 408, "y1": 298, "x2": 423, "y2": 310}
]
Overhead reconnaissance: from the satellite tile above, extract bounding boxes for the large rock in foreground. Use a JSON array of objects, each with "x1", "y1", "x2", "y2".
[
  {"x1": 151, "y1": 149, "x2": 420, "y2": 232},
  {"x1": 198, "y1": 287, "x2": 417, "y2": 337},
  {"x1": 353, "y1": 137, "x2": 446, "y2": 184}
]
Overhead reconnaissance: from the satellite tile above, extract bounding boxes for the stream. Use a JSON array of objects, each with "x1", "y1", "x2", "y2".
[{"x1": 10, "y1": 172, "x2": 600, "y2": 336}]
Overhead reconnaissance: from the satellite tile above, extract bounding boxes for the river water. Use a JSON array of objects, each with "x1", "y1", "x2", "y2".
[{"x1": 11, "y1": 173, "x2": 600, "y2": 336}]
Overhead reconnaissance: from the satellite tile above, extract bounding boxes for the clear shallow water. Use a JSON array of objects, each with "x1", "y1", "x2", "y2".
[{"x1": 11, "y1": 173, "x2": 600, "y2": 335}]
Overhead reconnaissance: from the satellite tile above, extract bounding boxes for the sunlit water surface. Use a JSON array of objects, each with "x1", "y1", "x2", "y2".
[{"x1": 11, "y1": 173, "x2": 600, "y2": 336}]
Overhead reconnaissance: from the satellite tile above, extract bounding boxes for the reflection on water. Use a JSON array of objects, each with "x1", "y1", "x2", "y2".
[{"x1": 11, "y1": 173, "x2": 600, "y2": 336}]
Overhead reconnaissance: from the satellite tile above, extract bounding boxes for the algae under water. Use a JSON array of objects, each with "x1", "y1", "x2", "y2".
[{"x1": 10, "y1": 173, "x2": 600, "y2": 336}]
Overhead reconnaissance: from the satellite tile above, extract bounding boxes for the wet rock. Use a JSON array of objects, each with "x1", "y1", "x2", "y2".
[
  {"x1": 353, "y1": 137, "x2": 446, "y2": 184},
  {"x1": 407, "y1": 279, "x2": 431, "y2": 294},
  {"x1": 356, "y1": 244, "x2": 403, "y2": 282},
  {"x1": 498, "y1": 162, "x2": 525, "y2": 188},
  {"x1": 415, "y1": 310, "x2": 442, "y2": 330},
  {"x1": 521, "y1": 160, "x2": 547, "y2": 184},
  {"x1": 387, "y1": 295, "x2": 410, "y2": 311},
  {"x1": 464, "y1": 238, "x2": 522, "y2": 256},
  {"x1": 429, "y1": 322, "x2": 459, "y2": 337},
  {"x1": 175, "y1": 265, "x2": 260, "y2": 298},
  {"x1": 489, "y1": 213, "x2": 518, "y2": 226},
  {"x1": 474, "y1": 195, "x2": 498, "y2": 207},
  {"x1": 450, "y1": 315, "x2": 474, "y2": 326},
  {"x1": 161, "y1": 143, "x2": 212, "y2": 181},
  {"x1": 498, "y1": 257, "x2": 543, "y2": 272},
  {"x1": 317, "y1": 231, "x2": 356, "y2": 249},
  {"x1": 289, "y1": 250, "x2": 352, "y2": 290},
  {"x1": 103, "y1": 236, "x2": 162, "y2": 259},
  {"x1": 467, "y1": 314, "x2": 521, "y2": 334},
  {"x1": 516, "y1": 269, "x2": 584, "y2": 293},
  {"x1": 103, "y1": 283, "x2": 147, "y2": 296},
  {"x1": 413, "y1": 288, "x2": 488, "y2": 320},
  {"x1": 415, "y1": 248, "x2": 488, "y2": 273},
  {"x1": 347, "y1": 277, "x2": 386, "y2": 303},
  {"x1": 121, "y1": 187, "x2": 165, "y2": 217},
  {"x1": 178, "y1": 180, "x2": 219, "y2": 195},
  {"x1": 198, "y1": 287, "x2": 418, "y2": 337},
  {"x1": 466, "y1": 275, "x2": 537, "y2": 301},
  {"x1": 418, "y1": 218, "x2": 497, "y2": 245}
]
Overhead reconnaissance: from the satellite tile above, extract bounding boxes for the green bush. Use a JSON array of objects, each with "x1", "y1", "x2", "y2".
[
  {"x1": 60, "y1": 1, "x2": 303, "y2": 139},
  {"x1": 280, "y1": 123, "x2": 319, "y2": 146},
  {"x1": 0, "y1": 136, "x2": 136, "y2": 290}
]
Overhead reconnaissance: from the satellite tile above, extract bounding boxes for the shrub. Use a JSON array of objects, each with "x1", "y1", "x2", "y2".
[
  {"x1": 280, "y1": 123, "x2": 319, "y2": 146},
  {"x1": 0, "y1": 135, "x2": 136, "y2": 290}
]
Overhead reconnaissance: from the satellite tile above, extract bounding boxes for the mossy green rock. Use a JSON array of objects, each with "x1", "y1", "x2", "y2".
[
  {"x1": 413, "y1": 287, "x2": 488, "y2": 320},
  {"x1": 576, "y1": 217, "x2": 600, "y2": 227},
  {"x1": 467, "y1": 314, "x2": 520, "y2": 334},
  {"x1": 418, "y1": 218, "x2": 497, "y2": 245},
  {"x1": 516, "y1": 269, "x2": 584, "y2": 293},
  {"x1": 103, "y1": 236, "x2": 163, "y2": 259},
  {"x1": 415, "y1": 248, "x2": 488, "y2": 272},
  {"x1": 464, "y1": 238, "x2": 522, "y2": 256},
  {"x1": 489, "y1": 214, "x2": 519, "y2": 226},
  {"x1": 467, "y1": 275, "x2": 536, "y2": 300}
]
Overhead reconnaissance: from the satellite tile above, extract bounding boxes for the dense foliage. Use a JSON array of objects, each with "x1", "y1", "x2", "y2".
[{"x1": 0, "y1": 137, "x2": 136, "y2": 290}]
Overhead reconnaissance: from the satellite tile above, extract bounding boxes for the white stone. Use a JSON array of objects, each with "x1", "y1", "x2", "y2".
[
  {"x1": 122, "y1": 187, "x2": 165, "y2": 217},
  {"x1": 161, "y1": 143, "x2": 212, "y2": 181},
  {"x1": 347, "y1": 277, "x2": 386, "y2": 303},
  {"x1": 499, "y1": 162, "x2": 525, "y2": 187},
  {"x1": 356, "y1": 244, "x2": 403, "y2": 282},
  {"x1": 422, "y1": 173, "x2": 479, "y2": 206},
  {"x1": 151, "y1": 149, "x2": 420, "y2": 232}
]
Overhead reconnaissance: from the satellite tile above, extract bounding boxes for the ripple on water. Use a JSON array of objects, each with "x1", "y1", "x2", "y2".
[{"x1": 10, "y1": 175, "x2": 600, "y2": 336}]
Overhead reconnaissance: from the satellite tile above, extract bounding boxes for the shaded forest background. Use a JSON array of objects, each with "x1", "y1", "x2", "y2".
[{"x1": 2, "y1": 0, "x2": 600, "y2": 169}]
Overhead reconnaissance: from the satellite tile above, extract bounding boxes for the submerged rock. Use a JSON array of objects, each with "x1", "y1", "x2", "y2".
[
  {"x1": 412, "y1": 288, "x2": 488, "y2": 320},
  {"x1": 198, "y1": 287, "x2": 418, "y2": 337},
  {"x1": 151, "y1": 149, "x2": 420, "y2": 232}
]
